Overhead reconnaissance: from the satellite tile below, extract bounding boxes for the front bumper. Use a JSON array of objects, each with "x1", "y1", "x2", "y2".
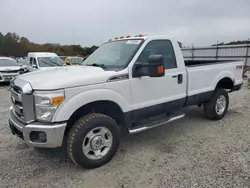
[
  {"x1": 8, "y1": 108, "x2": 67, "y2": 148},
  {"x1": 0, "y1": 73, "x2": 19, "y2": 82}
]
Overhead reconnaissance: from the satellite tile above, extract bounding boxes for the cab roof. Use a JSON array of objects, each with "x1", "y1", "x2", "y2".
[
  {"x1": 109, "y1": 35, "x2": 174, "y2": 42},
  {"x1": 27, "y1": 52, "x2": 58, "y2": 58}
]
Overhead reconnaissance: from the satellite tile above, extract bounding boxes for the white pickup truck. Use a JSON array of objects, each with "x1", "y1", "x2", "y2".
[
  {"x1": 27, "y1": 52, "x2": 63, "y2": 72},
  {"x1": 8, "y1": 35, "x2": 243, "y2": 169}
]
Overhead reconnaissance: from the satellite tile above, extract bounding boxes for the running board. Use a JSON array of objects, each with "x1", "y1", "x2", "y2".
[{"x1": 129, "y1": 113, "x2": 185, "y2": 134}]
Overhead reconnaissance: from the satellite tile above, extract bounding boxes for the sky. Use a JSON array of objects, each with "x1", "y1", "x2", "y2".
[{"x1": 0, "y1": 0, "x2": 250, "y2": 47}]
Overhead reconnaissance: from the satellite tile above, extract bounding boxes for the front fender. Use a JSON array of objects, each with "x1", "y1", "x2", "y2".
[{"x1": 52, "y1": 89, "x2": 130, "y2": 122}]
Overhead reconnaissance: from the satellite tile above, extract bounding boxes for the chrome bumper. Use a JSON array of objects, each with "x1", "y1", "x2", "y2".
[{"x1": 8, "y1": 108, "x2": 67, "y2": 148}]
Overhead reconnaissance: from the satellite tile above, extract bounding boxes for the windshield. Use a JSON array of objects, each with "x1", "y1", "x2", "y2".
[
  {"x1": 71, "y1": 58, "x2": 83, "y2": 64},
  {"x1": 0, "y1": 59, "x2": 18, "y2": 66},
  {"x1": 37, "y1": 57, "x2": 63, "y2": 67},
  {"x1": 83, "y1": 39, "x2": 143, "y2": 68}
]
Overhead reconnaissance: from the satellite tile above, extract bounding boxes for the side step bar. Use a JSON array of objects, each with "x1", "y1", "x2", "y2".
[{"x1": 129, "y1": 113, "x2": 185, "y2": 134}]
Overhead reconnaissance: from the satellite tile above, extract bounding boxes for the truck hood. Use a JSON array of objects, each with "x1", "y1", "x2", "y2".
[{"x1": 18, "y1": 66, "x2": 117, "y2": 90}]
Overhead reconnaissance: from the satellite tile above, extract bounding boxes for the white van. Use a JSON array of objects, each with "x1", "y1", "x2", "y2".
[{"x1": 27, "y1": 52, "x2": 63, "y2": 72}]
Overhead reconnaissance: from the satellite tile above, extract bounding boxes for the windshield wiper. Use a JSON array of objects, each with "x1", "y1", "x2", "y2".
[
  {"x1": 87, "y1": 63, "x2": 107, "y2": 69},
  {"x1": 49, "y1": 60, "x2": 62, "y2": 66},
  {"x1": 40, "y1": 60, "x2": 60, "y2": 67}
]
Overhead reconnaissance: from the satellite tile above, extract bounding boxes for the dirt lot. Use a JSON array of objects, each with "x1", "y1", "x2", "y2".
[{"x1": 1, "y1": 84, "x2": 250, "y2": 188}]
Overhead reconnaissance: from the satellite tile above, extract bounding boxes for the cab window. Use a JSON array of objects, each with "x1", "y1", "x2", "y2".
[{"x1": 137, "y1": 40, "x2": 177, "y2": 69}]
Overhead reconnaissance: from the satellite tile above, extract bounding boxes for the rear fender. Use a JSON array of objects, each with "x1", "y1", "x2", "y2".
[{"x1": 212, "y1": 70, "x2": 234, "y2": 90}]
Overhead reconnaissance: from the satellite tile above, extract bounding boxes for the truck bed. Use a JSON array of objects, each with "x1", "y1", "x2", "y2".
[
  {"x1": 184, "y1": 60, "x2": 243, "y2": 106},
  {"x1": 185, "y1": 60, "x2": 240, "y2": 67}
]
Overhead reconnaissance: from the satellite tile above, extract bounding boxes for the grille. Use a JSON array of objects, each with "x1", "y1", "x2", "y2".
[
  {"x1": 10, "y1": 79, "x2": 35, "y2": 123},
  {"x1": 3, "y1": 75, "x2": 15, "y2": 81},
  {"x1": 11, "y1": 86, "x2": 25, "y2": 123}
]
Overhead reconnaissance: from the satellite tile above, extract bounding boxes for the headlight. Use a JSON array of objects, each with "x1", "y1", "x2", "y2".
[{"x1": 34, "y1": 89, "x2": 65, "y2": 122}]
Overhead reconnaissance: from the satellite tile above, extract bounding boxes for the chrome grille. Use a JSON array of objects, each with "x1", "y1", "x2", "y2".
[
  {"x1": 10, "y1": 78, "x2": 35, "y2": 124},
  {"x1": 11, "y1": 86, "x2": 25, "y2": 123}
]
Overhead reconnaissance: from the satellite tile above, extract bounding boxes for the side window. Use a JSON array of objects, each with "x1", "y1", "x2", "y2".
[
  {"x1": 29, "y1": 57, "x2": 33, "y2": 65},
  {"x1": 137, "y1": 40, "x2": 177, "y2": 69},
  {"x1": 32, "y1": 58, "x2": 37, "y2": 66},
  {"x1": 66, "y1": 59, "x2": 70, "y2": 65}
]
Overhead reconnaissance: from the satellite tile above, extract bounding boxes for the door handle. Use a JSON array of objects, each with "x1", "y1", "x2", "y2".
[
  {"x1": 172, "y1": 74, "x2": 183, "y2": 84},
  {"x1": 178, "y1": 74, "x2": 183, "y2": 84}
]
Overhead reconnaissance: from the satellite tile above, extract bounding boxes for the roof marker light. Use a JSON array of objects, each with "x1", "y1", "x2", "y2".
[
  {"x1": 120, "y1": 36, "x2": 124, "y2": 39},
  {"x1": 114, "y1": 37, "x2": 119, "y2": 40},
  {"x1": 137, "y1": 34, "x2": 143, "y2": 37},
  {"x1": 126, "y1": 35, "x2": 131, "y2": 38}
]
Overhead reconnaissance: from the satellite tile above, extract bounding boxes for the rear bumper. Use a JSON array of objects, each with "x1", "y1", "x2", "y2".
[
  {"x1": 8, "y1": 108, "x2": 67, "y2": 148},
  {"x1": 230, "y1": 83, "x2": 243, "y2": 92}
]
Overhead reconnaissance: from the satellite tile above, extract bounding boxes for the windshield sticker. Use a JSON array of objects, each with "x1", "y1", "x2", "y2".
[{"x1": 126, "y1": 40, "x2": 141, "y2": 44}]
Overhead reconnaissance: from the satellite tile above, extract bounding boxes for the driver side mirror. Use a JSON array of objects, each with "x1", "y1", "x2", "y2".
[
  {"x1": 32, "y1": 64, "x2": 38, "y2": 69},
  {"x1": 133, "y1": 55, "x2": 165, "y2": 78}
]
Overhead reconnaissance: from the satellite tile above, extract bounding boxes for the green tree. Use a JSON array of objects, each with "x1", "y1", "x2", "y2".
[
  {"x1": 0, "y1": 31, "x2": 98, "y2": 57},
  {"x1": 0, "y1": 32, "x2": 4, "y2": 55}
]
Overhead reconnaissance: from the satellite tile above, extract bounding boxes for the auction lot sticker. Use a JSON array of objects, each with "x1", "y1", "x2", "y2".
[{"x1": 126, "y1": 40, "x2": 141, "y2": 44}]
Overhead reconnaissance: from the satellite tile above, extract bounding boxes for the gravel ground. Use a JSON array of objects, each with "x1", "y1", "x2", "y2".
[{"x1": 1, "y1": 84, "x2": 250, "y2": 188}]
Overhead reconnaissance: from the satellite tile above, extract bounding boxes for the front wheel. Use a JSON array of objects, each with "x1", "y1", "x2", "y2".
[
  {"x1": 204, "y1": 88, "x2": 229, "y2": 120},
  {"x1": 67, "y1": 113, "x2": 120, "y2": 169}
]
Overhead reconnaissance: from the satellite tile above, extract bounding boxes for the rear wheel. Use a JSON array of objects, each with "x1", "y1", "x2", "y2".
[
  {"x1": 67, "y1": 113, "x2": 120, "y2": 169},
  {"x1": 204, "y1": 88, "x2": 229, "y2": 120}
]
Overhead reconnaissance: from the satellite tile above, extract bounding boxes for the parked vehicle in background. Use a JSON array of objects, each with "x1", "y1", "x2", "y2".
[
  {"x1": 8, "y1": 35, "x2": 243, "y2": 169},
  {"x1": 27, "y1": 52, "x2": 63, "y2": 72},
  {"x1": 0, "y1": 57, "x2": 25, "y2": 82},
  {"x1": 64, "y1": 56, "x2": 84, "y2": 66},
  {"x1": 59, "y1": 56, "x2": 67, "y2": 62},
  {"x1": 16, "y1": 58, "x2": 29, "y2": 73},
  {"x1": 59, "y1": 56, "x2": 66, "y2": 65},
  {"x1": 17, "y1": 58, "x2": 29, "y2": 65}
]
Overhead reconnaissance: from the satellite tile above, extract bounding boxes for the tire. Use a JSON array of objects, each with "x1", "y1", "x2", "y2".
[
  {"x1": 67, "y1": 113, "x2": 120, "y2": 169},
  {"x1": 204, "y1": 88, "x2": 229, "y2": 120}
]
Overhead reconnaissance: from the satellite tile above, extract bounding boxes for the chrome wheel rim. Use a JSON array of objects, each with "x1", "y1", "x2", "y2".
[
  {"x1": 82, "y1": 127, "x2": 113, "y2": 160},
  {"x1": 215, "y1": 95, "x2": 226, "y2": 115}
]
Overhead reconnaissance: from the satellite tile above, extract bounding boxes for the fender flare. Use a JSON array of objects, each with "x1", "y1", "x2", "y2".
[{"x1": 211, "y1": 70, "x2": 234, "y2": 90}]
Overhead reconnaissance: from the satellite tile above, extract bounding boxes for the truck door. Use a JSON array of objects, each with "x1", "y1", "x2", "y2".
[{"x1": 130, "y1": 39, "x2": 186, "y2": 121}]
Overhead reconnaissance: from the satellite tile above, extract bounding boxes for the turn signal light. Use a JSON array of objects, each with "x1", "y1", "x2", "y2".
[
  {"x1": 51, "y1": 96, "x2": 65, "y2": 106},
  {"x1": 157, "y1": 65, "x2": 164, "y2": 74}
]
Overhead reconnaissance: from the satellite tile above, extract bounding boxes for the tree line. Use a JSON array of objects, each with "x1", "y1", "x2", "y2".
[{"x1": 0, "y1": 32, "x2": 98, "y2": 57}]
